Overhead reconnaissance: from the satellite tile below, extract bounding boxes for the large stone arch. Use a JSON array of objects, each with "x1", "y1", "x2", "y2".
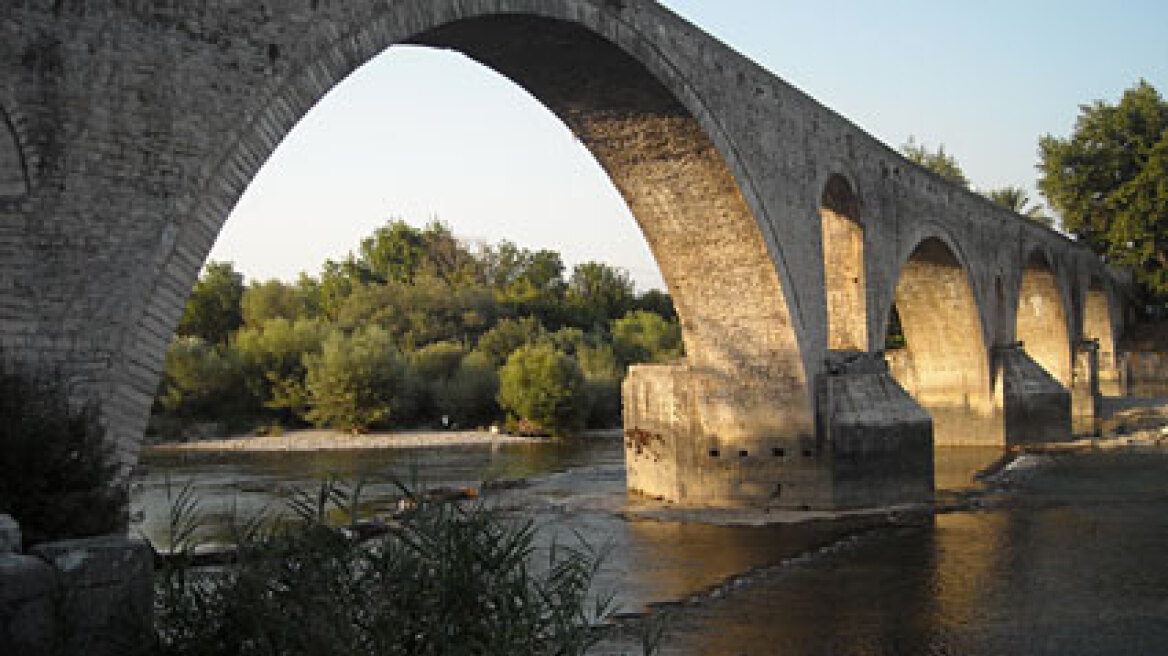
[
  {"x1": 886, "y1": 231, "x2": 997, "y2": 446},
  {"x1": 112, "y1": 3, "x2": 812, "y2": 476},
  {"x1": 1015, "y1": 248, "x2": 1072, "y2": 387}
]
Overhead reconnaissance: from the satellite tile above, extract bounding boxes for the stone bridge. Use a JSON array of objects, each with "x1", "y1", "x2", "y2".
[{"x1": 0, "y1": 0, "x2": 1129, "y2": 509}]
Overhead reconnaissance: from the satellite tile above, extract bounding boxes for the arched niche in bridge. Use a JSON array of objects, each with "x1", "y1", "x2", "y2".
[
  {"x1": 128, "y1": 7, "x2": 813, "y2": 464},
  {"x1": 820, "y1": 174, "x2": 866, "y2": 351},
  {"x1": 1015, "y1": 250, "x2": 1071, "y2": 387},
  {"x1": 1084, "y1": 276, "x2": 1119, "y2": 392},
  {"x1": 889, "y1": 237, "x2": 992, "y2": 421},
  {"x1": 0, "y1": 108, "x2": 29, "y2": 198}
]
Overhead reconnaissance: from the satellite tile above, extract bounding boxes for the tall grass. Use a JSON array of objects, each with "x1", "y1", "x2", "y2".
[{"x1": 147, "y1": 479, "x2": 630, "y2": 655}]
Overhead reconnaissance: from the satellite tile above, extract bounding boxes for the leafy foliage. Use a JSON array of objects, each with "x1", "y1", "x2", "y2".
[
  {"x1": 176, "y1": 261, "x2": 245, "y2": 345},
  {"x1": 0, "y1": 363, "x2": 126, "y2": 548},
  {"x1": 984, "y1": 186, "x2": 1053, "y2": 227},
  {"x1": 497, "y1": 344, "x2": 588, "y2": 436},
  {"x1": 1038, "y1": 80, "x2": 1168, "y2": 298},
  {"x1": 303, "y1": 327, "x2": 415, "y2": 432},
  {"x1": 155, "y1": 218, "x2": 685, "y2": 437},
  {"x1": 901, "y1": 136, "x2": 969, "y2": 187}
]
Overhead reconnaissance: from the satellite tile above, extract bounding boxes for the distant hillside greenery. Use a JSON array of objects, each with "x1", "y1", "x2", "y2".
[{"x1": 152, "y1": 220, "x2": 683, "y2": 438}]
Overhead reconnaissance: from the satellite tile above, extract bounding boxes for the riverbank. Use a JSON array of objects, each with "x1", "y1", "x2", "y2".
[{"x1": 144, "y1": 428, "x2": 552, "y2": 453}]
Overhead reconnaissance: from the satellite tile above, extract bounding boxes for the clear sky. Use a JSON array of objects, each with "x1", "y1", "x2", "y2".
[{"x1": 209, "y1": 1, "x2": 1168, "y2": 290}]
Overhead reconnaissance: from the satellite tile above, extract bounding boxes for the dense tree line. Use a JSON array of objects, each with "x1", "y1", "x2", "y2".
[{"x1": 154, "y1": 220, "x2": 683, "y2": 438}]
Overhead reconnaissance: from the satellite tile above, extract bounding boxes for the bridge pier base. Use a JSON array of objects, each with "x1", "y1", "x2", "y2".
[
  {"x1": 623, "y1": 354, "x2": 934, "y2": 510},
  {"x1": 995, "y1": 344, "x2": 1073, "y2": 446},
  {"x1": 1071, "y1": 339, "x2": 1102, "y2": 435}
]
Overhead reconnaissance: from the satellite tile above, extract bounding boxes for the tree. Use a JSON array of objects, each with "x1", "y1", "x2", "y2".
[
  {"x1": 475, "y1": 316, "x2": 545, "y2": 368},
  {"x1": 302, "y1": 327, "x2": 414, "y2": 433},
  {"x1": 233, "y1": 317, "x2": 327, "y2": 419},
  {"x1": 177, "y1": 261, "x2": 245, "y2": 345},
  {"x1": 611, "y1": 310, "x2": 684, "y2": 366},
  {"x1": 984, "y1": 186, "x2": 1054, "y2": 227},
  {"x1": 157, "y1": 336, "x2": 254, "y2": 418},
  {"x1": 901, "y1": 136, "x2": 969, "y2": 187},
  {"x1": 1038, "y1": 80, "x2": 1168, "y2": 298},
  {"x1": 241, "y1": 278, "x2": 319, "y2": 327},
  {"x1": 497, "y1": 344, "x2": 587, "y2": 436},
  {"x1": 567, "y1": 261, "x2": 635, "y2": 328},
  {"x1": 433, "y1": 351, "x2": 500, "y2": 427}
]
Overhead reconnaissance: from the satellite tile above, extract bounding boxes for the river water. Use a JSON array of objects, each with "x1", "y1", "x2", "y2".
[{"x1": 131, "y1": 436, "x2": 1168, "y2": 655}]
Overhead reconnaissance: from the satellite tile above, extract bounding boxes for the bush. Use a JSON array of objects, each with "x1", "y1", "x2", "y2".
[
  {"x1": 433, "y1": 351, "x2": 500, "y2": 427},
  {"x1": 233, "y1": 317, "x2": 327, "y2": 420},
  {"x1": 611, "y1": 310, "x2": 683, "y2": 366},
  {"x1": 155, "y1": 336, "x2": 254, "y2": 419},
  {"x1": 151, "y1": 481, "x2": 621, "y2": 656},
  {"x1": 497, "y1": 344, "x2": 587, "y2": 437},
  {"x1": 302, "y1": 327, "x2": 414, "y2": 432},
  {"x1": 0, "y1": 364, "x2": 126, "y2": 548}
]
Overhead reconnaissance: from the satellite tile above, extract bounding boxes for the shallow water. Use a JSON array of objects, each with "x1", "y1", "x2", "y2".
[{"x1": 132, "y1": 440, "x2": 1168, "y2": 655}]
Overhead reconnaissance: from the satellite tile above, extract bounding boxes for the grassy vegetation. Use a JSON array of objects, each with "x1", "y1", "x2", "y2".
[{"x1": 145, "y1": 479, "x2": 652, "y2": 656}]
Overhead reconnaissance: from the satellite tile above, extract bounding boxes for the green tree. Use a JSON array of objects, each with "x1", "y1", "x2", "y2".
[
  {"x1": 233, "y1": 317, "x2": 327, "y2": 419},
  {"x1": 567, "y1": 261, "x2": 635, "y2": 328},
  {"x1": 433, "y1": 351, "x2": 500, "y2": 427},
  {"x1": 359, "y1": 220, "x2": 430, "y2": 285},
  {"x1": 984, "y1": 186, "x2": 1054, "y2": 228},
  {"x1": 302, "y1": 327, "x2": 414, "y2": 433},
  {"x1": 1038, "y1": 80, "x2": 1168, "y2": 298},
  {"x1": 633, "y1": 288, "x2": 677, "y2": 321},
  {"x1": 157, "y1": 336, "x2": 253, "y2": 418},
  {"x1": 177, "y1": 261, "x2": 245, "y2": 345},
  {"x1": 241, "y1": 278, "x2": 319, "y2": 327},
  {"x1": 475, "y1": 316, "x2": 545, "y2": 368},
  {"x1": 497, "y1": 344, "x2": 587, "y2": 436},
  {"x1": 902, "y1": 136, "x2": 969, "y2": 187},
  {"x1": 611, "y1": 310, "x2": 684, "y2": 366}
]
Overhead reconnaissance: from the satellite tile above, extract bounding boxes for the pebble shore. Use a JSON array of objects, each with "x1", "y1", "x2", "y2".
[{"x1": 146, "y1": 429, "x2": 546, "y2": 453}]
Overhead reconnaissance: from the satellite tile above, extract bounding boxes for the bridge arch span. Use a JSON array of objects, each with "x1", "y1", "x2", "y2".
[
  {"x1": 117, "y1": 2, "x2": 813, "y2": 476},
  {"x1": 1014, "y1": 247, "x2": 1073, "y2": 387},
  {"x1": 885, "y1": 231, "x2": 997, "y2": 445}
]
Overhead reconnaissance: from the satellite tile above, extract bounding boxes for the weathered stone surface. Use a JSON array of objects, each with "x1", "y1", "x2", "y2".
[
  {"x1": 0, "y1": 554, "x2": 57, "y2": 656},
  {"x1": 996, "y1": 344, "x2": 1072, "y2": 445}
]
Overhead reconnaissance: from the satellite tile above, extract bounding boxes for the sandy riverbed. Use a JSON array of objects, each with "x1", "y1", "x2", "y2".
[{"x1": 146, "y1": 428, "x2": 549, "y2": 453}]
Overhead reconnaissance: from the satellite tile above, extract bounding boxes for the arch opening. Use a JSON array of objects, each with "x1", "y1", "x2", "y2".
[
  {"x1": 1015, "y1": 250, "x2": 1071, "y2": 387},
  {"x1": 887, "y1": 237, "x2": 996, "y2": 446},
  {"x1": 130, "y1": 10, "x2": 814, "y2": 504},
  {"x1": 820, "y1": 174, "x2": 866, "y2": 351},
  {"x1": 1084, "y1": 277, "x2": 1120, "y2": 395},
  {"x1": 0, "y1": 109, "x2": 28, "y2": 198}
]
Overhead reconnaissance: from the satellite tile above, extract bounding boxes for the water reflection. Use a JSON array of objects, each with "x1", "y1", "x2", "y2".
[{"x1": 650, "y1": 449, "x2": 1168, "y2": 655}]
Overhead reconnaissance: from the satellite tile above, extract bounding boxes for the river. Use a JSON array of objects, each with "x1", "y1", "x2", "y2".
[{"x1": 131, "y1": 433, "x2": 1168, "y2": 655}]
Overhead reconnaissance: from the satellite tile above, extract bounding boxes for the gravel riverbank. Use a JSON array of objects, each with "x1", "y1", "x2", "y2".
[{"x1": 145, "y1": 429, "x2": 548, "y2": 453}]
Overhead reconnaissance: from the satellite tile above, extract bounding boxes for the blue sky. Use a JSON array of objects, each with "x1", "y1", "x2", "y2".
[{"x1": 209, "y1": 1, "x2": 1168, "y2": 290}]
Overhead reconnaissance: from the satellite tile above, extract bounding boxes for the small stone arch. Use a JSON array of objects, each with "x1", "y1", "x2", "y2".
[
  {"x1": 820, "y1": 173, "x2": 866, "y2": 351},
  {"x1": 1083, "y1": 274, "x2": 1120, "y2": 394},
  {"x1": 1015, "y1": 248, "x2": 1072, "y2": 387},
  {"x1": 0, "y1": 107, "x2": 29, "y2": 198}
]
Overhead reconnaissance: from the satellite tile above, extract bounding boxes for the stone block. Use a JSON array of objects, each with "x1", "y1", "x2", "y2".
[{"x1": 0, "y1": 554, "x2": 56, "y2": 656}]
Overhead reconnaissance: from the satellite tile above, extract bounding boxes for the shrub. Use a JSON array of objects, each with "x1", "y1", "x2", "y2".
[
  {"x1": 497, "y1": 344, "x2": 587, "y2": 437},
  {"x1": 302, "y1": 327, "x2": 414, "y2": 432},
  {"x1": 156, "y1": 336, "x2": 254, "y2": 419},
  {"x1": 0, "y1": 364, "x2": 126, "y2": 548},
  {"x1": 233, "y1": 317, "x2": 327, "y2": 419},
  {"x1": 433, "y1": 351, "x2": 500, "y2": 427},
  {"x1": 611, "y1": 310, "x2": 683, "y2": 366}
]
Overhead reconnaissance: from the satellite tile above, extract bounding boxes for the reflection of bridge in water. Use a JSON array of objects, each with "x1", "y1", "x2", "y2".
[{"x1": 0, "y1": 0, "x2": 1133, "y2": 510}]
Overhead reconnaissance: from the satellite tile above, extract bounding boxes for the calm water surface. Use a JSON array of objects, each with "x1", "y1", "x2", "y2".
[{"x1": 132, "y1": 438, "x2": 1168, "y2": 655}]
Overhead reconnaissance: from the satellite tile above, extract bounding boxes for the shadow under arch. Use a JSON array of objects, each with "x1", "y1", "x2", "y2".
[
  {"x1": 820, "y1": 173, "x2": 866, "y2": 351},
  {"x1": 1015, "y1": 248, "x2": 1072, "y2": 387},
  {"x1": 122, "y1": 3, "x2": 813, "y2": 498},
  {"x1": 885, "y1": 233, "x2": 999, "y2": 446}
]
